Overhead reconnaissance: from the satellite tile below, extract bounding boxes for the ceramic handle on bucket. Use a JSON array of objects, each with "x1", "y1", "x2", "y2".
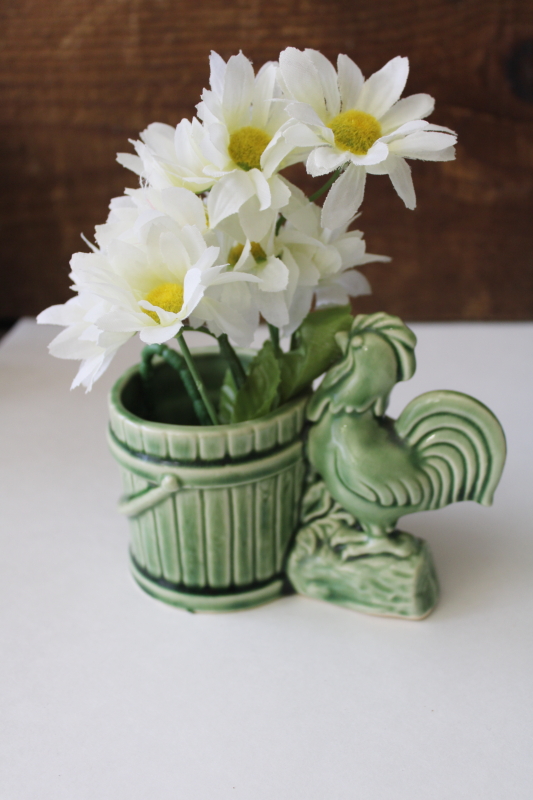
[{"x1": 118, "y1": 474, "x2": 181, "y2": 518}]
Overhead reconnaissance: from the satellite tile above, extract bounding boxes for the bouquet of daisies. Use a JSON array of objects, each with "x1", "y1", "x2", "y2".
[{"x1": 39, "y1": 48, "x2": 456, "y2": 425}]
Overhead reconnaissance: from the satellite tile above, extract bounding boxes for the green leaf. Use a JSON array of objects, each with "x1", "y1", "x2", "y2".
[
  {"x1": 278, "y1": 305, "x2": 353, "y2": 403},
  {"x1": 218, "y1": 368, "x2": 238, "y2": 424},
  {"x1": 231, "y1": 340, "x2": 281, "y2": 423}
]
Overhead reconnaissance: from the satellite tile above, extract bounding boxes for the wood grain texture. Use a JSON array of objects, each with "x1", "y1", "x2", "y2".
[{"x1": 0, "y1": 0, "x2": 532, "y2": 320}]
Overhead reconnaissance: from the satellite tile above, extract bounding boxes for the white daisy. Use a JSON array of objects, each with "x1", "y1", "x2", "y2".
[
  {"x1": 276, "y1": 185, "x2": 390, "y2": 332},
  {"x1": 117, "y1": 118, "x2": 217, "y2": 194},
  {"x1": 211, "y1": 220, "x2": 291, "y2": 328},
  {"x1": 37, "y1": 292, "x2": 129, "y2": 391},
  {"x1": 278, "y1": 48, "x2": 457, "y2": 228},
  {"x1": 71, "y1": 219, "x2": 260, "y2": 346},
  {"x1": 118, "y1": 52, "x2": 295, "y2": 241},
  {"x1": 94, "y1": 186, "x2": 209, "y2": 250}
]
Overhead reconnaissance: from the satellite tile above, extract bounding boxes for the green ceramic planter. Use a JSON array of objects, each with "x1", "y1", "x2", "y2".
[{"x1": 108, "y1": 347, "x2": 309, "y2": 612}]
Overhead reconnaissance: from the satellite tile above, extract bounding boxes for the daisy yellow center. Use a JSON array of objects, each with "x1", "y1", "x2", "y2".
[
  {"x1": 228, "y1": 242, "x2": 267, "y2": 267},
  {"x1": 328, "y1": 110, "x2": 382, "y2": 155},
  {"x1": 228, "y1": 127, "x2": 272, "y2": 171},
  {"x1": 143, "y1": 282, "x2": 184, "y2": 323}
]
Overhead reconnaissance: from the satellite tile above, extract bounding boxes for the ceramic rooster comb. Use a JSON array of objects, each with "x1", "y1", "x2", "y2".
[{"x1": 288, "y1": 313, "x2": 506, "y2": 619}]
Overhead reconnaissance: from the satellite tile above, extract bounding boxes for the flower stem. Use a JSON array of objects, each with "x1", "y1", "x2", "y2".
[
  {"x1": 182, "y1": 325, "x2": 247, "y2": 390},
  {"x1": 308, "y1": 168, "x2": 342, "y2": 204},
  {"x1": 217, "y1": 333, "x2": 246, "y2": 389},
  {"x1": 268, "y1": 324, "x2": 280, "y2": 353},
  {"x1": 140, "y1": 343, "x2": 212, "y2": 426},
  {"x1": 176, "y1": 332, "x2": 219, "y2": 425}
]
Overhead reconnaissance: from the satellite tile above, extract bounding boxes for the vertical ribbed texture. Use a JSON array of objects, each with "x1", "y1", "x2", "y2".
[
  {"x1": 139, "y1": 508, "x2": 162, "y2": 577},
  {"x1": 123, "y1": 461, "x2": 304, "y2": 589},
  {"x1": 204, "y1": 488, "x2": 232, "y2": 588},
  {"x1": 154, "y1": 496, "x2": 182, "y2": 584},
  {"x1": 176, "y1": 489, "x2": 206, "y2": 587},
  {"x1": 254, "y1": 477, "x2": 276, "y2": 581},
  {"x1": 231, "y1": 484, "x2": 254, "y2": 586}
]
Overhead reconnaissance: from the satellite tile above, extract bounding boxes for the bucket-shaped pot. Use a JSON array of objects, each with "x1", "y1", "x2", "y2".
[{"x1": 108, "y1": 347, "x2": 309, "y2": 611}]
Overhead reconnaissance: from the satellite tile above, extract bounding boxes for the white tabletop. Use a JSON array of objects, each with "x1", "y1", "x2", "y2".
[{"x1": 1, "y1": 319, "x2": 532, "y2": 800}]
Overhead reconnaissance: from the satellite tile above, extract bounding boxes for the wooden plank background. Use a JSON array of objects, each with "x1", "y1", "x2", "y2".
[{"x1": 0, "y1": 0, "x2": 532, "y2": 321}]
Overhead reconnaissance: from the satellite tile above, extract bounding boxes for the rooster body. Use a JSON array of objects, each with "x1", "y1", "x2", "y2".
[{"x1": 307, "y1": 314, "x2": 506, "y2": 545}]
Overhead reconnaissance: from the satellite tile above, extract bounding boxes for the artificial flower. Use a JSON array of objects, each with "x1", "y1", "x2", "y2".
[
  {"x1": 71, "y1": 219, "x2": 259, "y2": 347},
  {"x1": 278, "y1": 48, "x2": 457, "y2": 228},
  {"x1": 37, "y1": 292, "x2": 129, "y2": 391},
  {"x1": 119, "y1": 52, "x2": 296, "y2": 242},
  {"x1": 276, "y1": 185, "x2": 390, "y2": 332},
  {"x1": 94, "y1": 185, "x2": 209, "y2": 251}
]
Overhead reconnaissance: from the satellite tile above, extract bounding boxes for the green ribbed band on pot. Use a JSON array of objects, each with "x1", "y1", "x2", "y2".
[
  {"x1": 109, "y1": 349, "x2": 308, "y2": 462},
  {"x1": 108, "y1": 349, "x2": 309, "y2": 611}
]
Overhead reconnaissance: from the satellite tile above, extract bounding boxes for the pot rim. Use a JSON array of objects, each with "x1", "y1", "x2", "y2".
[{"x1": 110, "y1": 345, "x2": 310, "y2": 433}]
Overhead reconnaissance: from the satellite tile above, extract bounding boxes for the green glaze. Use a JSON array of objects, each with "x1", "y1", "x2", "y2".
[
  {"x1": 288, "y1": 313, "x2": 506, "y2": 619},
  {"x1": 288, "y1": 478, "x2": 439, "y2": 619},
  {"x1": 108, "y1": 348, "x2": 309, "y2": 612}
]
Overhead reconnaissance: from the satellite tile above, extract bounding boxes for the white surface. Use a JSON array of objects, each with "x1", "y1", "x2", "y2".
[{"x1": 1, "y1": 319, "x2": 532, "y2": 800}]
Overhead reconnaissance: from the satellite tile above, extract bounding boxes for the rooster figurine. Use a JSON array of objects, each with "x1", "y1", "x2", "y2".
[{"x1": 288, "y1": 313, "x2": 506, "y2": 619}]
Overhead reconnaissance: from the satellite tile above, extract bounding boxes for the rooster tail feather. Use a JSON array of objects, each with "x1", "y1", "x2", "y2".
[{"x1": 396, "y1": 390, "x2": 506, "y2": 509}]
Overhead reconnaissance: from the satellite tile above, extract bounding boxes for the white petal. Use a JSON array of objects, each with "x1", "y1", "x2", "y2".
[
  {"x1": 321, "y1": 164, "x2": 366, "y2": 229},
  {"x1": 248, "y1": 169, "x2": 271, "y2": 211},
  {"x1": 209, "y1": 51, "x2": 227, "y2": 99},
  {"x1": 414, "y1": 145, "x2": 456, "y2": 162},
  {"x1": 268, "y1": 174, "x2": 291, "y2": 210},
  {"x1": 279, "y1": 48, "x2": 328, "y2": 121},
  {"x1": 315, "y1": 284, "x2": 350, "y2": 307},
  {"x1": 154, "y1": 187, "x2": 207, "y2": 229},
  {"x1": 116, "y1": 152, "x2": 143, "y2": 176},
  {"x1": 339, "y1": 269, "x2": 372, "y2": 296},
  {"x1": 251, "y1": 62, "x2": 277, "y2": 129},
  {"x1": 207, "y1": 171, "x2": 256, "y2": 228},
  {"x1": 337, "y1": 54, "x2": 364, "y2": 111},
  {"x1": 182, "y1": 267, "x2": 204, "y2": 310},
  {"x1": 306, "y1": 147, "x2": 347, "y2": 177},
  {"x1": 137, "y1": 300, "x2": 180, "y2": 327},
  {"x1": 387, "y1": 156, "x2": 416, "y2": 209},
  {"x1": 379, "y1": 93, "x2": 435, "y2": 133},
  {"x1": 283, "y1": 286, "x2": 314, "y2": 336},
  {"x1": 282, "y1": 120, "x2": 326, "y2": 148},
  {"x1": 334, "y1": 236, "x2": 365, "y2": 268},
  {"x1": 37, "y1": 302, "x2": 76, "y2": 326},
  {"x1": 72, "y1": 354, "x2": 105, "y2": 391},
  {"x1": 222, "y1": 52, "x2": 255, "y2": 129},
  {"x1": 357, "y1": 56, "x2": 409, "y2": 119},
  {"x1": 238, "y1": 198, "x2": 276, "y2": 242},
  {"x1": 379, "y1": 119, "x2": 432, "y2": 143},
  {"x1": 305, "y1": 49, "x2": 341, "y2": 117},
  {"x1": 260, "y1": 133, "x2": 295, "y2": 177},
  {"x1": 198, "y1": 295, "x2": 257, "y2": 347},
  {"x1": 159, "y1": 231, "x2": 191, "y2": 276},
  {"x1": 192, "y1": 244, "x2": 220, "y2": 273},
  {"x1": 257, "y1": 257, "x2": 289, "y2": 292},
  {"x1": 258, "y1": 291, "x2": 289, "y2": 327},
  {"x1": 210, "y1": 270, "x2": 262, "y2": 285},
  {"x1": 354, "y1": 251, "x2": 391, "y2": 266},
  {"x1": 48, "y1": 326, "x2": 102, "y2": 360},
  {"x1": 285, "y1": 101, "x2": 328, "y2": 128},
  {"x1": 346, "y1": 139, "x2": 389, "y2": 166},
  {"x1": 389, "y1": 130, "x2": 457, "y2": 157},
  {"x1": 97, "y1": 310, "x2": 146, "y2": 333},
  {"x1": 139, "y1": 319, "x2": 184, "y2": 344}
]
